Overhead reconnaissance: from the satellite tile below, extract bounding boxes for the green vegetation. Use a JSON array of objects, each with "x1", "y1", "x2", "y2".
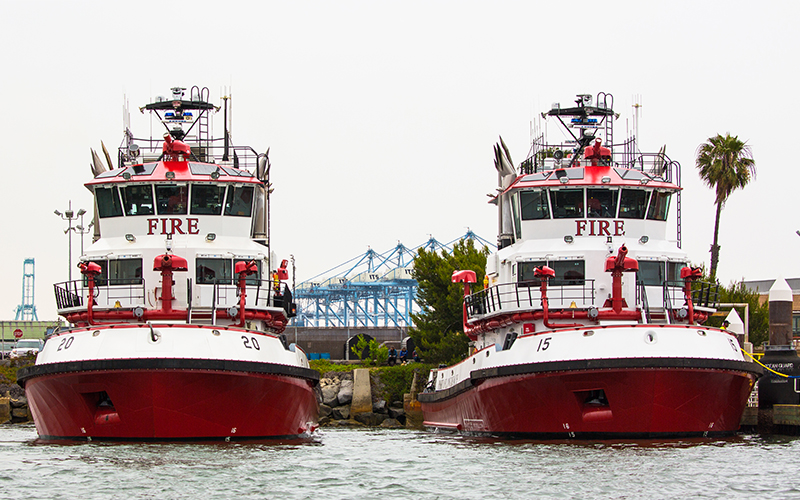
[
  {"x1": 713, "y1": 280, "x2": 769, "y2": 347},
  {"x1": 410, "y1": 238, "x2": 488, "y2": 365},
  {"x1": 0, "y1": 356, "x2": 35, "y2": 386},
  {"x1": 695, "y1": 133, "x2": 756, "y2": 282},
  {"x1": 350, "y1": 336, "x2": 388, "y2": 367},
  {"x1": 308, "y1": 358, "x2": 357, "y2": 374},
  {"x1": 375, "y1": 363, "x2": 433, "y2": 404},
  {"x1": 307, "y1": 360, "x2": 432, "y2": 405}
]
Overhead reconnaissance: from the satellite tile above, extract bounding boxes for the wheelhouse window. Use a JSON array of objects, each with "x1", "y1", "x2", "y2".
[
  {"x1": 586, "y1": 188, "x2": 618, "y2": 218},
  {"x1": 95, "y1": 186, "x2": 123, "y2": 218},
  {"x1": 83, "y1": 258, "x2": 142, "y2": 286},
  {"x1": 550, "y1": 189, "x2": 584, "y2": 219},
  {"x1": 156, "y1": 185, "x2": 188, "y2": 215},
  {"x1": 520, "y1": 190, "x2": 550, "y2": 220},
  {"x1": 190, "y1": 185, "x2": 226, "y2": 215},
  {"x1": 224, "y1": 186, "x2": 254, "y2": 217},
  {"x1": 647, "y1": 191, "x2": 671, "y2": 221},
  {"x1": 121, "y1": 184, "x2": 155, "y2": 216},
  {"x1": 618, "y1": 189, "x2": 650, "y2": 219}
]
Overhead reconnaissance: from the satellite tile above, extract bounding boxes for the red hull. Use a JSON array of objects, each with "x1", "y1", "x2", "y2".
[
  {"x1": 421, "y1": 368, "x2": 756, "y2": 438},
  {"x1": 24, "y1": 369, "x2": 318, "y2": 440}
]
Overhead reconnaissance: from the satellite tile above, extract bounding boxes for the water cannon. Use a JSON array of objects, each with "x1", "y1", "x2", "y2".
[
  {"x1": 79, "y1": 261, "x2": 103, "y2": 278},
  {"x1": 235, "y1": 260, "x2": 259, "y2": 277},
  {"x1": 451, "y1": 270, "x2": 477, "y2": 284},
  {"x1": 680, "y1": 267, "x2": 703, "y2": 281},
  {"x1": 533, "y1": 266, "x2": 556, "y2": 279},
  {"x1": 153, "y1": 254, "x2": 188, "y2": 272}
]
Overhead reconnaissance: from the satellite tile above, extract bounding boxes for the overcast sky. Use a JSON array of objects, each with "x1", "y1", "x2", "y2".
[{"x1": 1, "y1": 1, "x2": 798, "y2": 320}]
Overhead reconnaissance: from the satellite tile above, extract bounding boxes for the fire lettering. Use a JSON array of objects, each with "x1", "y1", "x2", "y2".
[
  {"x1": 575, "y1": 220, "x2": 625, "y2": 237},
  {"x1": 146, "y1": 218, "x2": 200, "y2": 235}
]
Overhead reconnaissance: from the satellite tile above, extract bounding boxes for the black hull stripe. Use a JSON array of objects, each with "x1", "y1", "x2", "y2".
[
  {"x1": 17, "y1": 358, "x2": 320, "y2": 387},
  {"x1": 418, "y1": 357, "x2": 762, "y2": 403},
  {"x1": 422, "y1": 427, "x2": 739, "y2": 440}
]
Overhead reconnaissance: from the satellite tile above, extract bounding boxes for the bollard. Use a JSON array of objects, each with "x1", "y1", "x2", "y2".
[{"x1": 758, "y1": 278, "x2": 800, "y2": 408}]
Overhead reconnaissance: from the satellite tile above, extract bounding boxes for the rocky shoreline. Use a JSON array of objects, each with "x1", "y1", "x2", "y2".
[
  {"x1": 0, "y1": 391, "x2": 32, "y2": 425},
  {"x1": 317, "y1": 368, "x2": 423, "y2": 429}
]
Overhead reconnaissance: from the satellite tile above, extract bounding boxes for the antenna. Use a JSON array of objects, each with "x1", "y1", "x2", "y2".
[{"x1": 632, "y1": 94, "x2": 642, "y2": 147}]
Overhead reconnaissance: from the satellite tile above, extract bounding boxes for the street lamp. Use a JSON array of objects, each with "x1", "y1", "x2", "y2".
[
  {"x1": 54, "y1": 201, "x2": 85, "y2": 282},
  {"x1": 74, "y1": 209, "x2": 93, "y2": 256}
]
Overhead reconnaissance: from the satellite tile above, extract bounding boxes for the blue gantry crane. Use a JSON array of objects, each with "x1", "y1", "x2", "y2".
[
  {"x1": 293, "y1": 230, "x2": 494, "y2": 328},
  {"x1": 15, "y1": 258, "x2": 39, "y2": 321}
]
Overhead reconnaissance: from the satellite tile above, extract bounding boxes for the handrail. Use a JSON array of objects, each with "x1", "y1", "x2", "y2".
[
  {"x1": 54, "y1": 279, "x2": 146, "y2": 311},
  {"x1": 466, "y1": 279, "x2": 596, "y2": 320}
]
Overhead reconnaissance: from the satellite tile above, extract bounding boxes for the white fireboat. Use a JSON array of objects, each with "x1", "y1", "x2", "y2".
[
  {"x1": 419, "y1": 93, "x2": 761, "y2": 438},
  {"x1": 18, "y1": 86, "x2": 318, "y2": 440}
]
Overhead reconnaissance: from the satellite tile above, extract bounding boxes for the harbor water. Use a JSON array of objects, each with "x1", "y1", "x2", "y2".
[{"x1": 3, "y1": 424, "x2": 800, "y2": 499}]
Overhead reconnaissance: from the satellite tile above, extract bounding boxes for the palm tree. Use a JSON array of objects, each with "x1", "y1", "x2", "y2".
[{"x1": 695, "y1": 133, "x2": 756, "y2": 282}]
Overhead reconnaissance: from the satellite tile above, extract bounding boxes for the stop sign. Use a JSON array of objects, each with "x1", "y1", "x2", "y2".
[{"x1": 13, "y1": 328, "x2": 23, "y2": 339}]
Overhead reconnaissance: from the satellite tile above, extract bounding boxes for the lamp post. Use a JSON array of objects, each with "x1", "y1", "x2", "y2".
[
  {"x1": 75, "y1": 209, "x2": 92, "y2": 256},
  {"x1": 54, "y1": 202, "x2": 85, "y2": 282}
]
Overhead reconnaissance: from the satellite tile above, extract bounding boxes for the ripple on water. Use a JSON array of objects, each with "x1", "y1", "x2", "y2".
[{"x1": 4, "y1": 427, "x2": 800, "y2": 499}]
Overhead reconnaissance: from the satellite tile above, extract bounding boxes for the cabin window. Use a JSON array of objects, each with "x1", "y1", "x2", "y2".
[
  {"x1": 647, "y1": 191, "x2": 671, "y2": 221},
  {"x1": 550, "y1": 260, "x2": 585, "y2": 285},
  {"x1": 638, "y1": 261, "x2": 665, "y2": 286},
  {"x1": 550, "y1": 189, "x2": 584, "y2": 219},
  {"x1": 518, "y1": 260, "x2": 585, "y2": 286},
  {"x1": 109, "y1": 259, "x2": 143, "y2": 285},
  {"x1": 667, "y1": 261, "x2": 686, "y2": 282},
  {"x1": 520, "y1": 190, "x2": 550, "y2": 220},
  {"x1": 196, "y1": 258, "x2": 263, "y2": 285},
  {"x1": 196, "y1": 258, "x2": 233, "y2": 285},
  {"x1": 224, "y1": 186, "x2": 254, "y2": 217},
  {"x1": 83, "y1": 258, "x2": 142, "y2": 286},
  {"x1": 121, "y1": 185, "x2": 155, "y2": 216},
  {"x1": 586, "y1": 188, "x2": 618, "y2": 218},
  {"x1": 95, "y1": 186, "x2": 123, "y2": 218},
  {"x1": 518, "y1": 261, "x2": 547, "y2": 283},
  {"x1": 191, "y1": 185, "x2": 226, "y2": 215},
  {"x1": 618, "y1": 189, "x2": 650, "y2": 219},
  {"x1": 156, "y1": 185, "x2": 188, "y2": 215}
]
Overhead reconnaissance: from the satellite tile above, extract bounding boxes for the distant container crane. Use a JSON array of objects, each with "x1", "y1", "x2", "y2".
[
  {"x1": 15, "y1": 258, "x2": 39, "y2": 321},
  {"x1": 293, "y1": 230, "x2": 494, "y2": 328}
]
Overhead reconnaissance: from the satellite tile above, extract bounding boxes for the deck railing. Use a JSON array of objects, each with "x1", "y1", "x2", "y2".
[
  {"x1": 54, "y1": 279, "x2": 146, "y2": 311},
  {"x1": 466, "y1": 280, "x2": 596, "y2": 320},
  {"x1": 54, "y1": 278, "x2": 294, "y2": 317}
]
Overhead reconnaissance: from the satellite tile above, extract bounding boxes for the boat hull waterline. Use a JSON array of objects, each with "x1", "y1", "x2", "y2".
[
  {"x1": 18, "y1": 324, "x2": 319, "y2": 440},
  {"x1": 421, "y1": 364, "x2": 756, "y2": 438},
  {"x1": 22, "y1": 364, "x2": 318, "y2": 440}
]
